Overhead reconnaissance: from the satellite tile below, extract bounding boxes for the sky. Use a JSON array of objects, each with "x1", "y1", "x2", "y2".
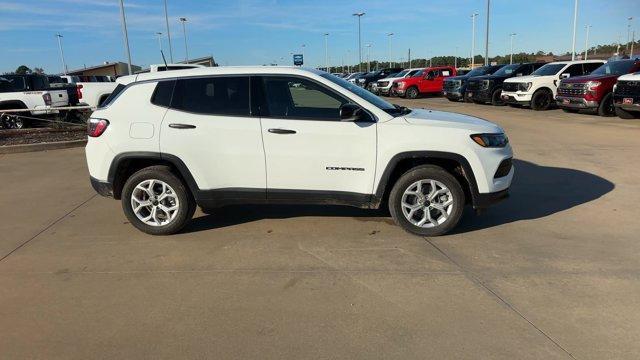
[{"x1": 1, "y1": 0, "x2": 639, "y2": 74}]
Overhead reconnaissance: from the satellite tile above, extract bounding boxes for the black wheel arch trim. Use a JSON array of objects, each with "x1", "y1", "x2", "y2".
[{"x1": 373, "y1": 151, "x2": 482, "y2": 208}]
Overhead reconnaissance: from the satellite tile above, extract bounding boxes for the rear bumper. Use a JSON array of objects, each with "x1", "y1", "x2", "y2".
[
  {"x1": 556, "y1": 96, "x2": 599, "y2": 109},
  {"x1": 90, "y1": 176, "x2": 114, "y2": 197}
]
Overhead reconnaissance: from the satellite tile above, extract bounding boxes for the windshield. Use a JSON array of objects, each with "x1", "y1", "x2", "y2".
[
  {"x1": 492, "y1": 64, "x2": 520, "y2": 76},
  {"x1": 532, "y1": 63, "x2": 566, "y2": 76},
  {"x1": 320, "y1": 73, "x2": 408, "y2": 116},
  {"x1": 590, "y1": 60, "x2": 636, "y2": 76},
  {"x1": 0, "y1": 76, "x2": 27, "y2": 92}
]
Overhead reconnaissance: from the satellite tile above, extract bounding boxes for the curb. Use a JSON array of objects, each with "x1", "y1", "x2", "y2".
[{"x1": 0, "y1": 139, "x2": 87, "y2": 154}]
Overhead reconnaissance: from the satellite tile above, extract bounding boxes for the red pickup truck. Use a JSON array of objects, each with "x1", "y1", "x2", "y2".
[
  {"x1": 391, "y1": 66, "x2": 457, "y2": 99},
  {"x1": 556, "y1": 59, "x2": 640, "y2": 116}
]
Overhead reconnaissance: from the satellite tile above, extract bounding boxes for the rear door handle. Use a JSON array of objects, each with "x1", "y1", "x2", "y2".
[
  {"x1": 169, "y1": 123, "x2": 196, "y2": 129},
  {"x1": 268, "y1": 128, "x2": 296, "y2": 134}
]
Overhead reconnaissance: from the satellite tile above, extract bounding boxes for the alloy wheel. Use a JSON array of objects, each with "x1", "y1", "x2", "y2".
[
  {"x1": 130, "y1": 179, "x2": 180, "y2": 226},
  {"x1": 401, "y1": 179, "x2": 453, "y2": 228}
]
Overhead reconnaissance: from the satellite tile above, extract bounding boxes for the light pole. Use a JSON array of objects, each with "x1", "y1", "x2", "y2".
[
  {"x1": 155, "y1": 32, "x2": 163, "y2": 55},
  {"x1": 387, "y1": 33, "x2": 394, "y2": 67},
  {"x1": 632, "y1": 30, "x2": 636, "y2": 58},
  {"x1": 509, "y1": 33, "x2": 516, "y2": 64},
  {"x1": 353, "y1": 12, "x2": 365, "y2": 72},
  {"x1": 484, "y1": 0, "x2": 490, "y2": 66},
  {"x1": 628, "y1": 17, "x2": 634, "y2": 51},
  {"x1": 365, "y1": 44, "x2": 372, "y2": 72},
  {"x1": 571, "y1": 0, "x2": 578, "y2": 60},
  {"x1": 163, "y1": 0, "x2": 174, "y2": 62},
  {"x1": 301, "y1": 44, "x2": 306, "y2": 64},
  {"x1": 323, "y1": 33, "x2": 329, "y2": 72},
  {"x1": 454, "y1": 46, "x2": 458, "y2": 68},
  {"x1": 471, "y1": 12, "x2": 478, "y2": 68},
  {"x1": 179, "y1": 17, "x2": 189, "y2": 62},
  {"x1": 118, "y1": 0, "x2": 133, "y2": 74},
  {"x1": 584, "y1": 25, "x2": 591, "y2": 60},
  {"x1": 55, "y1": 33, "x2": 68, "y2": 75}
]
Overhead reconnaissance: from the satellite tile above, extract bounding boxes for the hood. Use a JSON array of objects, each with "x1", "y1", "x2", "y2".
[
  {"x1": 378, "y1": 76, "x2": 400, "y2": 82},
  {"x1": 403, "y1": 108, "x2": 503, "y2": 133},
  {"x1": 561, "y1": 74, "x2": 618, "y2": 83},
  {"x1": 504, "y1": 74, "x2": 551, "y2": 83},
  {"x1": 445, "y1": 75, "x2": 468, "y2": 82}
]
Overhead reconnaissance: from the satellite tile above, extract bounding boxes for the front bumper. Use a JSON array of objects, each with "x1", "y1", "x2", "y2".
[
  {"x1": 468, "y1": 88, "x2": 492, "y2": 103},
  {"x1": 501, "y1": 91, "x2": 531, "y2": 106},
  {"x1": 556, "y1": 96, "x2": 598, "y2": 109},
  {"x1": 392, "y1": 88, "x2": 406, "y2": 96},
  {"x1": 90, "y1": 176, "x2": 114, "y2": 197},
  {"x1": 443, "y1": 90, "x2": 463, "y2": 101},
  {"x1": 613, "y1": 95, "x2": 640, "y2": 113},
  {"x1": 475, "y1": 189, "x2": 510, "y2": 209}
]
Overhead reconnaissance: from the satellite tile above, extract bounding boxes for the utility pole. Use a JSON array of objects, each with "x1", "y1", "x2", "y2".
[
  {"x1": 118, "y1": 0, "x2": 133, "y2": 75},
  {"x1": 632, "y1": 30, "x2": 636, "y2": 58},
  {"x1": 324, "y1": 33, "x2": 329, "y2": 72},
  {"x1": 628, "y1": 17, "x2": 634, "y2": 51},
  {"x1": 584, "y1": 25, "x2": 591, "y2": 60},
  {"x1": 471, "y1": 12, "x2": 478, "y2": 68},
  {"x1": 387, "y1": 33, "x2": 394, "y2": 68},
  {"x1": 454, "y1": 46, "x2": 457, "y2": 68},
  {"x1": 484, "y1": 0, "x2": 490, "y2": 66},
  {"x1": 163, "y1": 0, "x2": 174, "y2": 62},
  {"x1": 179, "y1": 17, "x2": 189, "y2": 62},
  {"x1": 353, "y1": 12, "x2": 365, "y2": 72},
  {"x1": 571, "y1": 0, "x2": 578, "y2": 60},
  {"x1": 509, "y1": 33, "x2": 516, "y2": 64},
  {"x1": 301, "y1": 44, "x2": 306, "y2": 65},
  {"x1": 55, "y1": 33, "x2": 68, "y2": 75},
  {"x1": 366, "y1": 44, "x2": 372, "y2": 72},
  {"x1": 408, "y1": 48, "x2": 411, "y2": 68}
]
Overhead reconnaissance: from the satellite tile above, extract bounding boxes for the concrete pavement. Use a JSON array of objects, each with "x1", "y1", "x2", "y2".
[{"x1": 1, "y1": 98, "x2": 639, "y2": 359}]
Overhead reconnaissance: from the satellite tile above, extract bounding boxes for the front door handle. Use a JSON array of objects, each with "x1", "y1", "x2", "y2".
[
  {"x1": 268, "y1": 128, "x2": 296, "y2": 134},
  {"x1": 169, "y1": 123, "x2": 196, "y2": 129}
]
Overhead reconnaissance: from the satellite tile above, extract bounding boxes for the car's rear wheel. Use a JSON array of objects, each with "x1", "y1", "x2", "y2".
[
  {"x1": 597, "y1": 93, "x2": 615, "y2": 117},
  {"x1": 122, "y1": 166, "x2": 195, "y2": 235},
  {"x1": 530, "y1": 89, "x2": 553, "y2": 111},
  {"x1": 406, "y1": 87, "x2": 419, "y2": 99},
  {"x1": 389, "y1": 165, "x2": 464, "y2": 237}
]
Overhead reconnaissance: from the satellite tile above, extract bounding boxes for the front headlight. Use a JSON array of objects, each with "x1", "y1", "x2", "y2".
[
  {"x1": 517, "y1": 82, "x2": 532, "y2": 92},
  {"x1": 470, "y1": 133, "x2": 509, "y2": 148},
  {"x1": 585, "y1": 81, "x2": 601, "y2": 91},
  {"x1": 396, "y1": 81, "x2": 406, "y2": 89},
  {"x1": 613, "y1": 83, "x2": 618, "y2": 92},
  {"x1": 358, "y1": 78, "x2": 365, "y2": 83}
]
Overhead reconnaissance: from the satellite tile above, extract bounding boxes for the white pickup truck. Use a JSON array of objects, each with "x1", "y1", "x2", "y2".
[
  {"x1": 0, "y1": 74, "x2": 69, "y2": 128},
  {"x1": 61, "y1": 75, "x2": 118, "y2": 108}
]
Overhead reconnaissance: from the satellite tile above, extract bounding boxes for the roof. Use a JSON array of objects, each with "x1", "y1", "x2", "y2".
[
  {"x1": 545, "y1": 59, "x2": 607, "y2": 65},
  {"x1": 117, "y1": 66, "x2": 324, "y2": 85}
]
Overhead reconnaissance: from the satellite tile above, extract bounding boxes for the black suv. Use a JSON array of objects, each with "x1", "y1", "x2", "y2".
[
  {"x1": 356, "y1": 68, "x2": 404, "y2": 90},
  {"x1": 466, "y1": 62, "x2": 547, "y2": 105},
  {"x1": 443, "y1": 65, "x2": 504, "y2": 102}
]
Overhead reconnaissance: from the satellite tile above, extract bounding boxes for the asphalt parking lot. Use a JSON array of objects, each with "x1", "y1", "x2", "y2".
[{"x1": 1, "y1": 97, "x2": 639, "y2": 359}]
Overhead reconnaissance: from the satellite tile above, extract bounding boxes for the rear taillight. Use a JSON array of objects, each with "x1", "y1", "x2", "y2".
[
  {"x1": 42, "y1": 93, "x2": 52, "y2": 106},
  {"x1": 77, "y1": 84, "x2": 83, "y2": 100},
  {"x1": 87, "y1": 118, "x2": 109, "y2": 137}
]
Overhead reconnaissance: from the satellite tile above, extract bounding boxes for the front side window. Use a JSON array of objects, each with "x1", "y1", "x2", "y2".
[
  {"x1": 493, "y1": 64, "x2": 520, "y2": 76},
  {"x1": 319, "y1": 72, "x2": 401, "y2": 115},
  {"x1": 171, "y1": 76, "x2": 250, "y2": 116},
  {"x1": 564, "y1": 64, "x2": 584, "y2": 77},
  {"x1": 591, "y1": 60, "x2": 636, "y2": 75},
  {"x1": 532, "y1": 63, "x2": 567, "y2": 76},
  {"x1": 0, "y1": 76, "x2": 27, "y2": 92},
  {"x1": 260, "y1": 76, "x2": 347, "y2": 120},
  {"x1": 582, "y1": 62, "x2": 604, "y2": 74}
]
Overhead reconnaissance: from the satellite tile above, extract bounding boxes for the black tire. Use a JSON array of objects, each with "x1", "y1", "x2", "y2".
[
  {"x1": 530, "y1": 89, "x2": 553, "y2": 111},
  {"x1": 121, "y1": 165, "x2": 196, "y2": 235},
  {"x1": 507, "y1": 103, "x2": 521, "y2": 108},
  {"x1": 447, "y1": 97, "x2": 459, "y2": 102},
  {"x1": 562, "y1": 108, "x2": 579, "y2": 113},
  {"x1": 615, "y1": 106, "x2": 639, "y2": 119},
  {"x1": 597, "y1": 93, "x2": 615, "y2": 117},
  {"x1": 388, "y1": 165, "x2": 465, "y2": 237},
  {"x1": 406, "y1": 87, "x2": 419, "y2": 99},
  {"x1": 490, "y1": 88, "x2": 505, "y2": 106}
]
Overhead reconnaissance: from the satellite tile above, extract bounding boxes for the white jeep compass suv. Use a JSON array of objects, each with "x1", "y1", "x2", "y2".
[{"x1": 86, "y1": 67, "x2": 513, "y2": 236}]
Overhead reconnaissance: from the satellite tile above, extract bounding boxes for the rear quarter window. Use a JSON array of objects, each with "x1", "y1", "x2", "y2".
[
  {"x1": 150, "y1": 80, "x2": 176, "y2": 107},
  {"x1": 170, "y1": 76, "x2": 250, "y2": 116},
  {"x1": 98, "y1": 84, "x2": 126, "y2": 108}
]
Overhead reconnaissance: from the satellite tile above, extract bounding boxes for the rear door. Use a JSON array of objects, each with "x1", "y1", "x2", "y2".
[
  {"x1": 256, "y1": 75, "x2": 377, "y2": 202},
  {"x1": 160, "y1": 76, "x2": 266, "y2": 198}
]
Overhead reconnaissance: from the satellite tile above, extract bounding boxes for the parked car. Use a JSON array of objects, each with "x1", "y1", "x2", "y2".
[
  {"x1": 613, "y1": 71, "x2": 640, "y2": 119},
  {"x1": 0, "y1": 74, "x2": 69, "y2": 128},
  {"x1": 467, "y1": 62, "x2": 546, "y2": 105},
  {"x1": 556, "y1": 59, "x2": 640, "y2": 116},
  {"x1": 48, "y1": 75, "x2": 80, "y2": 106},
  {"x1": 443, "y1": 65, "x2": 505, "y2": 102},
  {"x1": 61, "y1": 75, "x2": 118, "y2": 108},
  {"x1": 392, "y1": 66, "x2": 457, "y2": 98},
  {"x1": 372, "y1": 68, "x2": 422, "y2": 96},
  {"x1": 356, "y1": 68, "x2": 404, "y2": 90},
  {"x1": 345, "y1": 72, "x2": 366, "y2": 83},
  {"x1": 86, "y1": 66, "x2": 513, "y2": 236},
  {"x1": 501, "y1": 60, "x2": 605, "y2": 110}
]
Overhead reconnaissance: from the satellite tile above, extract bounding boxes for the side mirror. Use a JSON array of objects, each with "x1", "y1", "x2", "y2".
[
  {"x1": 560, "y1": 73, "x2": 570, "y2": 79},
  {"x1": 516, "y1": 73, "x2": 523, "y2": 77},
  {"x1": 339, "y1": 103, "x2": 365, "y2": 122}
]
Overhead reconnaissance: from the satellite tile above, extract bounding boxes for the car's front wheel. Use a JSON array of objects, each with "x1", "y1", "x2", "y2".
[
  {"x1": 121, "y1": 166, "x2": 195, "y2": 235},
  {"x1": 389, "y1": 165, "x2": 465, "y2": 236},
  {"x1": 406, "y1": 87, "x2": 419, "y2": 99}
]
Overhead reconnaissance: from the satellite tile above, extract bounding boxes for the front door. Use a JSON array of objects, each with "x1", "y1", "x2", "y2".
[{"x1": 256, "y1": 75, "x2": 377, "y2": 204}]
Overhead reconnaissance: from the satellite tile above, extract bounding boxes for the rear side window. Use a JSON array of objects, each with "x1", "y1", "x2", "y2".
[
  {"x1": 171, "y1": 76, "x2": 250, "y2": 116},
  {"x1": 99, "y1": 84, "x2": 126, "y2": 108},
  {"x1": 583, "y1": 62, "x2": 603, "y2": 75},
  {"x1": 151, "y1": 80, "x2": 175, "y2": 107}
]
